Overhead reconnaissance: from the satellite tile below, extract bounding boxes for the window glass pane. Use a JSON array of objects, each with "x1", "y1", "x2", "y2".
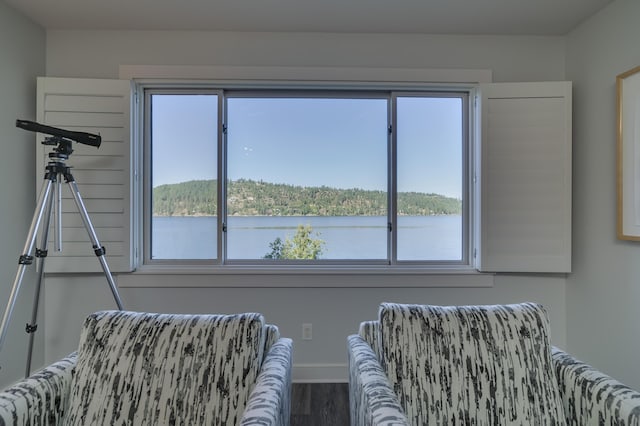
[
  {"x1": 396, "y1": 96, "x2": 463, "y2": 261},
  {"x1": 226, "y1": 97, "x2": 388, "y2": 260},
  {"x1": 150, "y1": 94, "x2": 218, "y2": 259}
]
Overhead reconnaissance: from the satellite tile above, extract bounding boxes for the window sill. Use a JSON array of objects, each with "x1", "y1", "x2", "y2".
[{"x1": 116, "y1": 265, "x2": 494, "y2": 288}]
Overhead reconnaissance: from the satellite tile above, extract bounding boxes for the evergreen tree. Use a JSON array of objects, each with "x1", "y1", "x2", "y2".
[
  {"x1": 263, "y1": 225, "x2": 325, "y2": 260},
  {"x1": 264, "y1": 237, "x2": 284, "y2": 259}
]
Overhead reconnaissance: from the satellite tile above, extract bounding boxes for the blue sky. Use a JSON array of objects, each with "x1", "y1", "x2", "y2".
[{"x1": 152, "y1": 94, "x2": 462, "y2": 198}]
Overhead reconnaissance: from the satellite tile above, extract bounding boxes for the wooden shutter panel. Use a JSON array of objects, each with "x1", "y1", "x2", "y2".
[
  {"x1": 476, "y1": 81, "x2": 572, "y2": 273},
  {"x1": 36, "y1": 77, "x2": 133, "y2": 273}
]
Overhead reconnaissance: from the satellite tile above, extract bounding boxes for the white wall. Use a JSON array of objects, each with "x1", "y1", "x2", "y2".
[
  {"x1": 566, "y1": 0, "x2": 640, "y2": 391},
  {"x1": 41, "y1": 30, "x2": 569, "y2": 381},
  {"x1": 0, "y1": 0, "x2": 45, "y2": 388},
  {"x1": 45, "y1": 31, "x2": 566, "y2": 82}
]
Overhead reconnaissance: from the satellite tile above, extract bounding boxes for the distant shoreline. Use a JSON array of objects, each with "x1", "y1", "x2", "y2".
[{"x1": 152, "y1": 179, "x2": 462, "y2": 217}]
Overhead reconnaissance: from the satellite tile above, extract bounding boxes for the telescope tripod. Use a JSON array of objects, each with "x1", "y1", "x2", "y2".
[{"x1": 0, "y1": 137, "x2": 124, "y2": 377}]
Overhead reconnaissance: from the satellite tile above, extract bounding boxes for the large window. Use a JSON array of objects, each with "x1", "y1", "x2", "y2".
[{"x1": 145, "y1": 87, "x2": 469, "y2": 268}]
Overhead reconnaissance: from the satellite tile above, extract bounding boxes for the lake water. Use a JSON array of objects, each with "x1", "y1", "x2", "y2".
[{"x1": 152, "y1": 215, "x2": 462, "y2": 261}]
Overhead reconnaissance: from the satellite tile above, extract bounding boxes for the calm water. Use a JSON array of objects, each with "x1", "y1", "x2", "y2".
[{"x1": 152, "y1": 215, "x2": 462, "y2": 261}]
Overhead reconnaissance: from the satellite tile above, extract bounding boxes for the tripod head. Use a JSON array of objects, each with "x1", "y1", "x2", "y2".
[
  {"x1": 16, "y1": 119, "x2": 101, "y2": 148},
  {"x1": 43, "y1": 137, "x2": 74, "y2": 160}
]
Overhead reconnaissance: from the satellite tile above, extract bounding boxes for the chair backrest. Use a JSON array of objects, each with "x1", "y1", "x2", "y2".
[
  {"x1": 379, "y1": 302, "x2": 566, "y2": 425},
  {"x1": 65, "y1": 310, "x2": 266, "y2": 426}
]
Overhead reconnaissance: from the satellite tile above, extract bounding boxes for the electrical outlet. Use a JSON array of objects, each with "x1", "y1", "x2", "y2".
[{"x1": 302, "y1": 323, "x2": 313, "y2": 340}]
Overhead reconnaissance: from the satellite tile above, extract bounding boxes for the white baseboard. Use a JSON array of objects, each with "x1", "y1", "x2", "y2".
[{"x1": 293, "y1": 363, "x2": 348, "y2": 383}]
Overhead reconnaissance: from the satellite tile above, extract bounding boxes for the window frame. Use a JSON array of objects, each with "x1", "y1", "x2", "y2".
[
  {"x1": 142, "y1": 88, "x2": 224, "y2": 267},
  {"x1": 140, "y1": 82, "x2": 474, "y2": 272},
  {"x1": 222, "y1": 89, "x2": 392, "y2": 267},
  {"x1": 390, "y1": 91, "x2": 471, "y2": 266}
]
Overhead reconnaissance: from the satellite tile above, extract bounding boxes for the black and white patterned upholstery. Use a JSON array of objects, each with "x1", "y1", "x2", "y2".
[
  {"x1": 0, "y1": 353, "x2": 76, "y2": 425},
  {"x1": 0, "y1": 310, "x2": 293, "y2": 426},
  {"x1": 348, "y1": 334, "x2": 408, "y2": 426},
  {"x1": 553, "y1": 347, "x2": 640, "y2": 425},
  {"x1": 348, "y1": 302, "x2": 640, "y2": 426}
]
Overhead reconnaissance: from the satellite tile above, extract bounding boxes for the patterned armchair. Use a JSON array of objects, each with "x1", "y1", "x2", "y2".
[
  {"x1": 348, "y1": 302, "x2": 640, "y2": 425},
  {"x1": 0, "y1": 310, "x2": 293, "y2": 426}
]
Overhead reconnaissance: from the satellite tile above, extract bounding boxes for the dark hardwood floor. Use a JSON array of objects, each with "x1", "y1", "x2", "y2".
[{"x1": 291, "y1": 383, "x2": 350, "y2": 426}]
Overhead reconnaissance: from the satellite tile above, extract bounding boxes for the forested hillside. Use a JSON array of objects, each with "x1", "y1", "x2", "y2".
[{"x1": 152, "y1": 179, "x2": 461, "y2": 216}]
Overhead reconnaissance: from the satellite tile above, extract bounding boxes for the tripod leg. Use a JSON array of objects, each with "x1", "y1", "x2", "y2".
[
  {"x1": 0, "y1": 179, "x2": 54, "y2": 355},
  {"x1": 65, "y1": 179, "x2": 124, "y2": 310},
  {"x1": 24, "y1": 185, "x2": 55, "y2": 377},
  {"x1": 54, "y1": 174, "x2": 62, "y2": 252}
]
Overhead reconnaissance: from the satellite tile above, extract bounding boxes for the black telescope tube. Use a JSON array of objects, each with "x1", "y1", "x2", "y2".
[{"x1": 16, "y1": 119, "x2": 101, "y2": 148}]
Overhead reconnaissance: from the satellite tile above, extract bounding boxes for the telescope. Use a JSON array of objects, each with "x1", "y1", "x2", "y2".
[
  {"x1": 16, "y1": 119, "x2": 101, "y2": 148},
  {"x1": 0, "y1": 119, "x2": 122, "y2": 377}
]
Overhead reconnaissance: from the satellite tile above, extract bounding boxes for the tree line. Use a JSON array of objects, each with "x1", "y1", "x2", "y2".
[{"x1": 152, "y1": 179, "x2": 461, "y2": 217}]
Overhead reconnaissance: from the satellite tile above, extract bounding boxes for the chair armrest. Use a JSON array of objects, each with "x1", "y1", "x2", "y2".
[
  {"x1": 347, "y1": 335, "x2": 409, "y2": 426},
  {"x1": 358, "y1": 321, "x2": 382, "y2": 365},
  {"x1": 240, "y1": 338, "x2": 293, "y2": 426},
  {"x1": 0, "y1": 353, "x2": 77, "y2": 426},
  {"x1": 552, "y1": 347, "x2": 640, "y2": 424}
]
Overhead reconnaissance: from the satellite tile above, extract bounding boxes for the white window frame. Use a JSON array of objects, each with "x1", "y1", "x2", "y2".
[{"x1": 140, "y1": 84, "x2": 473, "y2": 271}]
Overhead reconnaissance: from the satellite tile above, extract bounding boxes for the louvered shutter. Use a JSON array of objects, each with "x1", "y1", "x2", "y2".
[
  {"x1": 476, "y1": 81, "x2": 572, "y2": 272},
  {"x1": 36, "y1": 77, "x2": 133, "y2": 273}
]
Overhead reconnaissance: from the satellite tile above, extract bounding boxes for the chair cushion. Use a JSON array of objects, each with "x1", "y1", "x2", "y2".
[
  {"x1": 65, "y1": 310, "x2": 265, "y2": 426},
  {"x1": 379, "y1": 302, "x2": 566, "y2": 425}
]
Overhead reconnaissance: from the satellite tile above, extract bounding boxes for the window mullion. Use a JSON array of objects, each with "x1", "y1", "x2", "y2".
[
  {"x1": 218, "y1": 91, "x2": 227, "y2": 265},
  {"x1": 389, "y1": 94, "x2": 398, "y2": 265}
]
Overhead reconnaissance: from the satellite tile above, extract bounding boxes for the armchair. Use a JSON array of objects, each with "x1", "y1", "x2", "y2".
[
  {"x1": 348, "y1": 302, "x2": 640, "y2": 425},
  {"x1": 0, "y1": 310, "x2": 293, "y2": 426}
]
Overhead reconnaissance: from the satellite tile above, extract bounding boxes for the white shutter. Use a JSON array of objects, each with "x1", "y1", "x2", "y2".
[
  {"x1": 36, "y1": 77, "x2": 134, "y2": 273},
  {"x1": 476, "y1": 81, "x2": 572, "y2": 273}
]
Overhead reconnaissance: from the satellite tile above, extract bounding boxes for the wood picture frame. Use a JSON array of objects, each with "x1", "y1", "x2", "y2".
[{"x1": 617, "y1": 65, "x2": 640, "y2": 240}]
